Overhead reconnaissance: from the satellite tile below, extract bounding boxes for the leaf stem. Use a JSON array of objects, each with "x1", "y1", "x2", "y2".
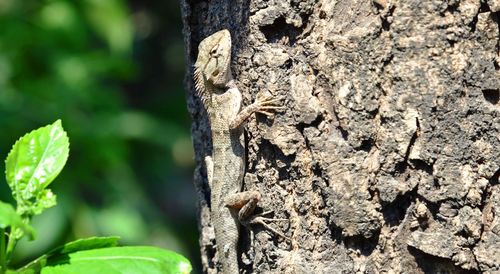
[
  {"x1": 0, "y1": 228, "x2": 6, "y2": 274},
  {"x1": 4, "y1": 225, "x2": 17, "y2": 266}
]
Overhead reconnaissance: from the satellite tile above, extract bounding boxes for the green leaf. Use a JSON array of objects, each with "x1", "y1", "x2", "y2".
[
  {"x1": 5, "y1": 120, "x2": 69, "y2": 215},
  {"x1": 0, "y1": 201, "x2": 34, "y2": 238},
  {"x1": 41, "y1": 246, "x2": 191, "y2": 274},
  {"x1": 16, "y1": 236, "x2": 120, "y2": 273},
  {"x1": 0, "y1": 201, "x2": 21, "y2": 229},
  {"x1": 29, "y1": 189, "x2": 57, "y2": 216},
  {"x1": 50, "y1": 236, "x2": 121, "y2": 255}
]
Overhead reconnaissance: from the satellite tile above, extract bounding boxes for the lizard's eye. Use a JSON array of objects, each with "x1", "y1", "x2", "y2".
[
  {"x1": 212, "y1": 69, "x2": 219, "y2": 77},
  {"x1": 210, "y1": 45, "x2": 218, "y2": 56}
]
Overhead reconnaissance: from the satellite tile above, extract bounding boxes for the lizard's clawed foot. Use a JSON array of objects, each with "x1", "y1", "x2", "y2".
[
  {"x1": 229, "y1": 93, "x2": 284, "y2": 129},
  {"x1": 254, "y1": 94, "x2": 286, "y2": 117},
  {"x1": 226, "y1": 192, "x2": 290, "y2": 241},
  {"x1": 247, "y1": 211, "x2": 290, "y2": 241}
]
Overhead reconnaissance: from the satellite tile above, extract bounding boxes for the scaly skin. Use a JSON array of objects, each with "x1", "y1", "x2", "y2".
[{"x1": 194, "y1": 29, "x2": 283, "y2": 274}]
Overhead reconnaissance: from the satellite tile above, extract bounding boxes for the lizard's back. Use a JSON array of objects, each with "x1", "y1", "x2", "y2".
[{"x1": 210, "y1": 88, "x2": 245, "y2": 273}]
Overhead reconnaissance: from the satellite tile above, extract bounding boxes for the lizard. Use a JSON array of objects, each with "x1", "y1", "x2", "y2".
[{"x1": 193, "y1": 29, "x2": 286, "y2": 274}]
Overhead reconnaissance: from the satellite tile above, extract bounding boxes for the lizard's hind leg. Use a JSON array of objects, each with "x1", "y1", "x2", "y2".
[
  {"x1": 225, "y1": 191, "x2": 290, "y2": 241},
  {"x1": 224, "y1": 191, "x2": 261, "y2": 221}
]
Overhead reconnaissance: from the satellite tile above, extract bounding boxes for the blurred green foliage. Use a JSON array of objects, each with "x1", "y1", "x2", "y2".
[{"x1": 0, "y1": 0, "x2": 197, "y2": 269}]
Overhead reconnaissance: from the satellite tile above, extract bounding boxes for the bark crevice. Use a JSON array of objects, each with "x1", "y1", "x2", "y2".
[{"x1": 181, "y1": 0, "x2": 500, "y2": 272}]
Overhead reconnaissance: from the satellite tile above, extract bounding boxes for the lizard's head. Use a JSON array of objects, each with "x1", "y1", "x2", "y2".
[{"x1": 194, "y1": 29, "x2": 232, "y2": 98}]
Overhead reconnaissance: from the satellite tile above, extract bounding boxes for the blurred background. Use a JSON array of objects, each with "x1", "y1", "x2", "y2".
[{"x1": 0, "y1": 0, "x2": 199, "y2": 270}]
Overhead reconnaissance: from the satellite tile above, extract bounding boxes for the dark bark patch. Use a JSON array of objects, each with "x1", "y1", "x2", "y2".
[
  {"x1": 489, "y1": 168, "x2": 500, "y2": 185},
  {"x1": 259, "y1": 16, "x2": 301, "y2": 45},
  {"x1": 409, "y1": 247, "x2": 480, "y2": 274},
  {"x1": 357, "y1": 138, "x2": 374, "y2": 152},
  {"x1": 381, "y1": 189, "x2": 415, "y2": 226},
  {"x1": 344, "y1": 233, "x2": 379, "y2": 256},
  {"x1": 409, "y1": 159, "x2": 434, "y2": 175},
  {"x1": 481, "y1": 89, "x2": 500, "y2": 105}
]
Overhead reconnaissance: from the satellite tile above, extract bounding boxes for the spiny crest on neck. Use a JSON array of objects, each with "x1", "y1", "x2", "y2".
[
  {"x1": 193, "y1": 65, "x2": 209, "y2": 106},
  {"x1": 193, "y1": 29, "x2": 232, "y2": 107}
]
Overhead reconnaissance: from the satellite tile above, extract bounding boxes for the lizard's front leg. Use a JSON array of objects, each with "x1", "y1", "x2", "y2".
[
  {"x1": 224, "y1": 192, "x2": 289, "y2": 240},
  {"x1": 229, "y1": 93, "x2": 284, "y2": 130},
  {"x1": 204, "y1": 155, "x2": 213, "y2": 187}
]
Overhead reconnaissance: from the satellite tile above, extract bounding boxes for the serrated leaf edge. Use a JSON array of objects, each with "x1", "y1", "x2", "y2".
[{"x1": 5, "y1": 119, "x2": 69, "y2": 204}]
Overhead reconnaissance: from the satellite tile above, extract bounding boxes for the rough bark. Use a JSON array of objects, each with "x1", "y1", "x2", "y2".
[{"x1": 181, "y1": 0, "x2": 500, "y2": 273}]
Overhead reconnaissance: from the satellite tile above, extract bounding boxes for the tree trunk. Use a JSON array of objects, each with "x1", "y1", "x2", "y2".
[{"x1": 181, "y1": 0, "x2": 500, "y2": 273}]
